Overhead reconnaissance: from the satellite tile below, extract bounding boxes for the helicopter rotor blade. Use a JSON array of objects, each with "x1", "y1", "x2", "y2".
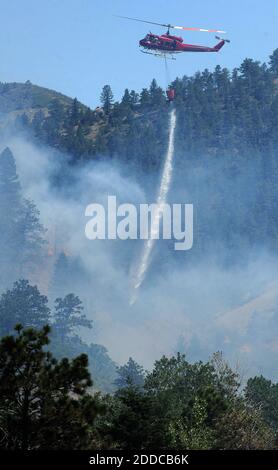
[
  {"x1": 114, "y1": 15, "x2": 226, "y2": 34},
  {"x1": 114, "y1": 15, "x2": 173, "y2": 29},
  {"x1": 174, "y1": 25, "x2": 226, "y2": 33}
]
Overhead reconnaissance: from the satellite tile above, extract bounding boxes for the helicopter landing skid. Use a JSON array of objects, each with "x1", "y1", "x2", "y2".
[{"x1": 140, "y1": 49, "x2": 177, "y2": 60}]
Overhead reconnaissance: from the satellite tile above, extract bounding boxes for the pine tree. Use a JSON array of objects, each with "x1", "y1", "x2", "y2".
[
  {"x1": 0, "y1": 325, "x2": 100, "y2": 449},
  {"x1": 19, "y1": 199, "x2": 47, "y2": 279},
  {"x1": 0, "y1": 147, "x2": 23, "y2": 287},
  {"x1": 129, "y1": 90, "x2": 139, "y2": 109},
  {"x1": 53, "y1": 293, "x2": 92, "y2": 342},
  {"x1": 110, "y1": 385, "x2": 154, "y2": 450},
  {"x1": 100, "y1": 85, "x2": 114, "y2": 114},
  {"x1": 114, "y1": 357, "x2": 145, "y2": 389},
  {"x1": 140, "y1": 88, "x2": 151, "y2": 108},
  {"x1": 121, "y1": 88, "x2": 131, "y2": 107},
  {"x1": 68, "y1": 97, "x2": 80, "y2": 126},
  {"x1": 0, "y1": 147, "x2": 21, "y2": 212},
  {"x1": 245, "y1": 376, "x2": 278, "y2": 432},
  {"x1": 0, "y1": 279, "x2": 51, "y2": 336},
  {"x1": 270, "y1": 48, "x2": 278, "y2": 76},
  {"x1": 149, "y1": 79, "x2": 165, "y2": 106},
  {"x1": 0, "y1": 147, "x2": 47, "y2": 287}
]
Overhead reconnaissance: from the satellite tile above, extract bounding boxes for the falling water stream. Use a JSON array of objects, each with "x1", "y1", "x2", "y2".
[{"x1": 130, "y1": 107, "x2": 177, "y2": 303}]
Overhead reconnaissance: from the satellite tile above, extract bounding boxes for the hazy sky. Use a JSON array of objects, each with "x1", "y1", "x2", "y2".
[{"x1": 1, "y1": 0, "x2": 277, "y2": 108}]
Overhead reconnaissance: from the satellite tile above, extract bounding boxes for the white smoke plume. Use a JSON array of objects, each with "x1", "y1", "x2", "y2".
[
  {"x1": 131, "y1": 107, "x2": 176, "y2": 299},
  {"x1": 1, "y1": 128, "x2": 278, "y2": 379}
]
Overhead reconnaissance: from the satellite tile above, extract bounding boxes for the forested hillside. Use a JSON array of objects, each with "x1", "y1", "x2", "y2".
[
  {"x1": 1, "y1": 324, "x2": 278, "y2": 450},
  {"x1": 0, "y1": 147, "x2": 117, "y2": 391},
  {"x1": 1, "y1": 49, "x2": 277, "y2": 171},
  {"x1": 1, "y1": 49, "x2": 278, "y2": 449},
  {"x1": 1, "y1": 49, "x2": 278, "y2": 264}
]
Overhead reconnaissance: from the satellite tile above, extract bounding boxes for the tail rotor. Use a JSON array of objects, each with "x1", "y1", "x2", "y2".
[{"x1": 215, "y1": 35, "x2": 230, "y2": 43}]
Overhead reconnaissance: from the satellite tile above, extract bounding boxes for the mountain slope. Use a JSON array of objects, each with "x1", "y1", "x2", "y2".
[
  {"x1": 2, "y1": 51, "x2": 278, "y2": 172},
  {"x1": 0, "y1": 81, "x2": 83, "y2": 114},
  {"x1": 1, "y1": 51, "x2": 278, "y2": 260}
]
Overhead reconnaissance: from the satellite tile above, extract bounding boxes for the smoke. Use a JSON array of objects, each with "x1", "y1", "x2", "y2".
[
  {"x1": 131, "y1": 107, "x2": 176, "y2": 299},
  {"x1": 1, "y1": 127, "x2": 278, "y2": 379}
]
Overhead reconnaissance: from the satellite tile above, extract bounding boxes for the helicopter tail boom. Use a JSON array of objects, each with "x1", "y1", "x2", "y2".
[{"x1": 214, "y1": 36, "x2": 230, "y2": 50}]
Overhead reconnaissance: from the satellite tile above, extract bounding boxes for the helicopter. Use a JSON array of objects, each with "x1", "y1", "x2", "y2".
[{"x1": 116, "y1": 16, "x2": 230, "y2": 60}]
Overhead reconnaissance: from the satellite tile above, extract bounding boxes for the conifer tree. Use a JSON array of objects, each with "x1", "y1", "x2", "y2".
[
  {"x1": 0, "y1": 279, "x2": 51, "y2": 336},
  {"x1": 100, "y1": 85, "x2": 114, "y2": 114},
  {"x1": 114, "y1": 357, "x2": 145, "y2": 389},
  {"x1": 0, "y1": 147, "x2": 23, "y2": 286},
  {"x1": 0, "y1": 325, "x2": 100, "y2": 449},
  {"x1": 53, "y1": 293, "x2": 92, "y2": 342}
]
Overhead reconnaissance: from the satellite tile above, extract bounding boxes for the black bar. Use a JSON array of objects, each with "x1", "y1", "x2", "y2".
[{"x1": 0, "y1": 450, "x2": 277, "y2": 467}]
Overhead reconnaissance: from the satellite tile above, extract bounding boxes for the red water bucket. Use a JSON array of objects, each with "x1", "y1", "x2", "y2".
[{"x1": 166, "y1": 88, "x2": 175, "y2": 101}]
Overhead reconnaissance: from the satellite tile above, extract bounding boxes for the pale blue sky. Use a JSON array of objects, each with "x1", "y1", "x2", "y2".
[{"x1": 0, "y1": 0, "x2": 277, "y2": 108}]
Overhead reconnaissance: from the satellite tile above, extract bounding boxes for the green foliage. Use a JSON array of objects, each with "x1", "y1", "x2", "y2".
[
  {"x1": 68, "y1": 97, "x2": 81, "y2": 126},
  {"x1": 109, "y1": 385, "x2": 154, "y2": 449},
  {"x1": 0, "y1": 280, "x2": 116, "y2": 392},
  {"x1": 214, "y1": 399, "x2": 274, "y2": 449},
  {"x1": 53, "y1": 293, "x2": 92, "y2": 341},
  {"x1": 142, "y1": 353, "x2": 229, "y2": 448},
  {"x1": 168, "y1": 396, "x2": 214, "y2": 449},
  {"x1": 0, "y1": 279, "x2": 50, "y2": 336},
  {"x1": 0, "y1": 148, "x2": 47, "y2": 288},
  {"x1": 140, "y1": 88, "x2": 151, "y2": 108},
  {"x1": 50, "y1": 334, "x2": 117, "y2": 394},
  {"x1": 245, "y1": 375, "x2": 278, "y2": 433},
  {"x1": 114, "y1": 357, "x2": 145, "y2": 389},
  {"x1": 20, "y1": 198, "x2": 47, "y2": 270},
  {"x1": 0, "y1": 314, "x2": 276, "y2": 450},
  {"x1": 270, "y1": 48, "x2": 278, "y2": 75},
  {"x1": 2, "y1": 50, "x2": 278, "y2": 169},
  {"x1": 149, "y1": 79, "x2": 166, "y2": 106},
  {"x1": 0, "y1": 325, "x2": 101, "y2": 449},
  {"x1": 1, "y1": 51, "x2": 278, "y2": 450},
  {"x1": 100, "y1": 85, "x2": 114, "y2": 115},
  {"x1": 96, "y1": 352, "x2": 275, "y2": 450},
  {"x1": 0, "y1": 82, "x2": 73, "y2": 112},
  {"x1": 0, "y1": 147, "x2": 22, "y2": 285}
]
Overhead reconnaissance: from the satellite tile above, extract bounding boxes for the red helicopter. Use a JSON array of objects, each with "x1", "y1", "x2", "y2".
[{"x1": 116, "y1": 16, "x2": 230, "y2": 60}]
